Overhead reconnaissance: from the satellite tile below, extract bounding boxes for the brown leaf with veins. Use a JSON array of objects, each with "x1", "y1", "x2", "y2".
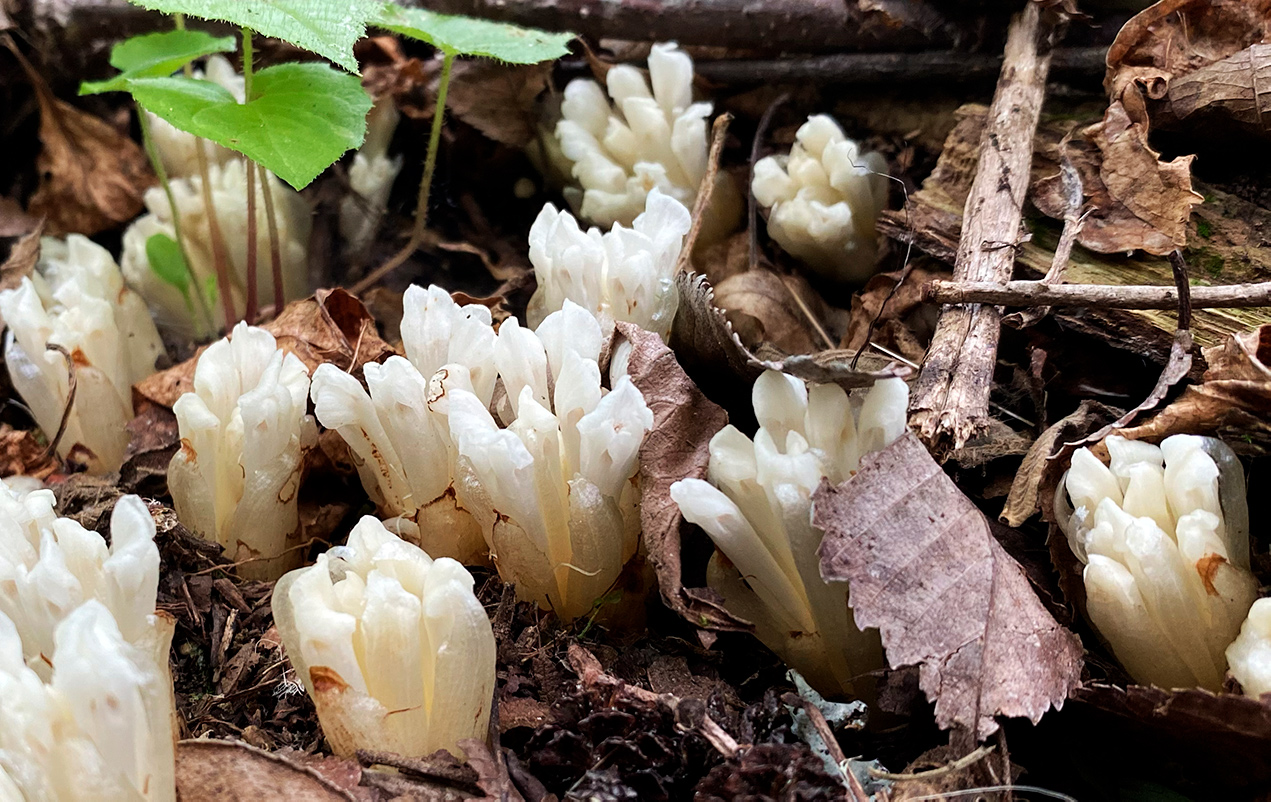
[
  {"x1": 447, "y1": 60, "x2": 552, "y2": 148},
  {"x1": 1, "y1": 218, "x2": 43, "y2": 294},
  {"x1": 3, "y1": 39, "x2": 152, "y2": 235},
  {"x1": 615, "y1": 321, "x2": 749, "y2": 632},
  {"x1": 814, "y1": 433, "x2": 1084, "y2": 740},
  {"x1": 0, "y1": 424, "x2": 56, "y2": 480},
  {"x1": 1118, "y1": 324, "x2": 1271, "y2": 452},
  {"x1": 176, "y1": 740, "x2": 356, "y2": 801},
  {"x1": 713, "y1": 269, "x2": 832, "y2": 355}
]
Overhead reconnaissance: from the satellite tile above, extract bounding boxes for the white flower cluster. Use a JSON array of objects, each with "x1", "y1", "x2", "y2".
[
  {"x1": 168, "y1": 323, "x2": 313, "y2": 580},
  {"x1": 0, "y1": 235, "x2": 165, "y2": 474},
  {"x1": 671, "y1": 370, "x2": 908, "y2": 696},
  {"x1": 311, "y1": 286, "x2": 495, "y2": 565},
  {"x1": 0, "y1": 483, "x2": 175, "y2": 801},
  {"x1": 272, "y1": 516, "x2": 496, "y2": 759},
  {"x1": 1059, "y1": 435, "x2": 1258, "y2": 691},
  {"x1": 1228, "y1": 598, "x2": 1271, "y2": 698},
  {"x1": 752, "y1": 115, "x2": 889, "y2": 283},
  {"x1": 122, "y1": 159, "x2": 312, "y2": 338},
  {"x1": 339, "y1": 100, "x2": 403, "y2": 254},
  {"x1": 526, "y1": 189, "x2": 690, "y2": 339},
  {"x1": 553, "y1": 42, "x2": 739, "y2": 240}
]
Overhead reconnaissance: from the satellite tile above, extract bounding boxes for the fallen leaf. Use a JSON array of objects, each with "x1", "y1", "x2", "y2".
[
  {"x1": 615, "y1": 321, "x2": 748, "y2": 632},
  {"x1": 0, "y1": 218, "x2": 43, "y2": 294},
  {"x1": 713, "y1": 269, "x2": 832, "y2": 356},
  {"x1": 175, "y1": 739, "x2": 356, "y2": 801},
  {"x1": 814, "y1": 433, "x2": 1084, "y2": 740},
  {"x1": 0, "y1": 424, "x2": 56, "y2": 480},
  {"x1": 0, "y1": 196, "x2": 38, "y2": 238},
  {"x1": 1119, "y1": 324, "x2": 1271, "y2": 452},
  {"x1": 458, "y1": 739, "x2": 525, "y2": 802},
  {"x1": 134, "y1": 289, "x2": 396, "y2": 409},
  {"x1": 4, "y1": 39, "x2": 153, "y2": 236},
  {"x1": 357, "y1": 34, "x2": 436, "y2": 119},
  {"x1": 119, "y1": 400, "x2": 181, "y2": 495},
  {"x1": 841, "y1": 261, "x2": 945, "y2": 364},
  {"x1": 446, "y1": 60, "x2": 552, "y2": 148}
]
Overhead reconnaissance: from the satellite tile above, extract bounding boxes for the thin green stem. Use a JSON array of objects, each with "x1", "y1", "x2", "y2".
[
  {"x1": 240, "y1": 28, "x2": 258, "y2": 324},
  {"x1": 136, "y1": 101, "x2": 214, "y2": 334},
  {"x1": 350, "y1": 51, "x2": 455, "y2": 296},
  {"x1": 241, "y1": 27, "x2": 254, "y2": 101}
]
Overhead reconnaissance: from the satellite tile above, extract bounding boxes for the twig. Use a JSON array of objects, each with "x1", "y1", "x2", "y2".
[
  {"x1": 1003, "y1": 150, "x2": 1084, "y2": 328},
  {"x1": 695, "y1": 46, "x2": 1106, "y2": 86},
  {"x1": 869, "y1": 744, "x2": 996, "y2": 782},
  {"x1": 676, "y1": 112, "x2": 732, "y2": 274},
  {"x1": 188, "y1": 538, "x2": 326, "y2": 577},
  {"x1": 922, "y1": 278, "x2": 1271, "y2": 309},
  {"x1": 749, "y1": 93, "x2": 789, "y2": 273},
  {"x1": 908, "y1": 0, "x2": 1061, "y2": 455},
  {"x1": 38, "y1": 344, "x2": 76, "y2": 463},
  {"x1": 783, "y1": 693, "x2": 869, "y2": 802}
]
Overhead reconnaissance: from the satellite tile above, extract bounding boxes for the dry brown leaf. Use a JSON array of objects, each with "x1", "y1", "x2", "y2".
[
  {"x1": 841, "y1": 261, "x2": 945, "y2": 363},
  {"x1": 175, "y1": 740, "x2": 356, "y2": 801},
  {"x1": 616, "y1": 321, "x2": 749, "y2": 632},
  {"x1": 358, "y1": 35, "x2": 436, "y2": 119},
  {"x1": 1, "y1": 218, "x2": 43, "y2": 294},
  {"x1": 814, "y1": 433, "x2": 1084, "y2": 740},
  {"x1": 713, "y1": 269, "x2": 830, "y2": 355},
  {"x1": 0, "y1": 424, "x2": 56, "y2": 480},
  {"x1": 1119, "y1": 324, "x2": 1271, "y2": 452},
  {"x1": 4, "y1": 40, "x2": 152, "y2": 235},
  {"x1": 446, "y1": 60, "x2": 552, "y2": 148},
  {"x1": 135, "y1": 289, "x2": 396, "y2": 409},
  {"x1": 0, "y1": 196, "x2": 38, "y2": 238}
]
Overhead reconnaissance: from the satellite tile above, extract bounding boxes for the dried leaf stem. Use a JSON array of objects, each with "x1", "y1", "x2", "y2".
[
  {"x1": 38, "y1": 343, "x2": 76, "y2": 464},
  {"x1": 908, "y1": 0, "x2": 1059, "y2": 454}
]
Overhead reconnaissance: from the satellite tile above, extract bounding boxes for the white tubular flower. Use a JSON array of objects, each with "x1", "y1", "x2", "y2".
[
  {"x1": 0, "y1": 603, "x2": 176, "y2": 802},
  {"x1": 0, "y1": 487, "x2": 175, "y2": 801},
  {"x1": 311, "y1": 286, "x2": 495, "y2": 564},
  {"x1": 148, "y1": 55, "x2": 243, "y2": 179},
  {"x1": 525, "y1": 189, "x2": 691, "y2": 339},
  {"x1": 752, "y1": 115, "x2": 889, "y2": 283},
  {"x1": 121, "y1": 158, "x2": 312, "y2": 338},
  {"x1": 670, "y1": 370, "x2": 909, "y2": 697},
  {"x1": 1228, "y1": 598, "x2": 1271, "y2": 698},
  {"x1": 0, "y1": 235, "x2": 165, "y2": 474},
  {"x1": 553, "y1": 42, "x2": 740, "y2": 240},
  {"x1": 1058, "y1": 435, "x2": 1258, "y2": 691},
  {"x1": 442, "y1": 305, "x2": 653, "y2": 621},
  {"x1": 168, "y1": 323, "x2": 313, "y2": 580},
  {"x1": 272, "y1": 516, "x2": 496, "y2": 759},
  {"x1": 339, "y1": 100, "x2": 403, "y2": 254}
]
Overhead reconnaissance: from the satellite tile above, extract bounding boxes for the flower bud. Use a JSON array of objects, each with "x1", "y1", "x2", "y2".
[
  {"x1": 671, "y1": 370, "x2": 909, "y2": 697},
  {"x1": 1227, "y1": 598, "x2": 1271, "y2": 698},
  {"x1": 272, "y1": 516, "x2": 496, "y2": 759},
  {"x1": 0, "y1": 236, "x2": 165, "y2": 473},
  {"x1": 168, "y1": 323, "x2": 313, "y2": 579}
]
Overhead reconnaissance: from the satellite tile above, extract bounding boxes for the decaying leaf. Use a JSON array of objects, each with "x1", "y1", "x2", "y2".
[
  {"x1": 135, "y1": 289, "x2": 396, "y2": 409},
  {"x1": 0, "y1": 423, "x2": 56, "y2": 480},
  {"x1": 358, "y1": 35, "x2": 436, "y2": 119},
  {"x1": 815, "y1": 433, "x2": 1084, "y2": 740},
  {"x1": 4, "y1": 39, "x2": 152, "y2": 235},
  {"x1": 841, "y1": 261, "x2": 945, "y2": 364},
  {"x1": 713, "y1": 269, "x2": 836, "y2": 356},
  {"x1": 1118, "y1": 324, "x2": 1271, "y2": 452},
  {"x1": 446, "y1": 60, "x2": 552, "y2": 148},
  {"x1": 0, "y1": 218, "x2": 43, "y2": 294},
  {"x1": 616, "y1": 321, "x2": 747, "y2": 631},
  {"x1": 175, "y1": 740, "x2": 356, "y2": 801}
]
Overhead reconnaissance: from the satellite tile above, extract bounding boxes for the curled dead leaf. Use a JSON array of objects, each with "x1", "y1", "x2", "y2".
[
  {"x1": 175, "y1": 739, "x2": 356, "y2": 801},
  {"x1": 447, "y1": 60, "x2": 552, "y2": 148},
  {"x1": 712, "y1": 268, "x2": 837, "y2": 356},
  {"x1": 0, "y1": 218, "x2": 43, "y2": 294},
  {"x1": 815, "y1": 433, "x2": 1084, "y2": 740}
]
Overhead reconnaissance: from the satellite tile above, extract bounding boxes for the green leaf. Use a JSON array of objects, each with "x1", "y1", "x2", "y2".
[
  {"x1": 128, "y1": 62, "x2": 372, "y2": 189},
  {"x1": 372, "y1": 2, "x2": 574, "y2": 63},
  {"x1": 145, "y1": 232, "x2": 191, "y2": 293},
  {"x1": 127, "y1": 0, "x2": 379, "y2": 72},
  {"x1": 80, "y1": 30, "x2": 237, "y2": 95}
]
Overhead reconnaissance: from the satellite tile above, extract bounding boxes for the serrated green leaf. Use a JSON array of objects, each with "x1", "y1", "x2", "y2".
[
  {"x1": 80, "y1": 30, "x2": 237, "y2": 95},
  {"x1": 128, "y1": 62, "x2": 372, "y2": 189},
  {"x1": 145, "y1": 232, "x2": 191, "y2": 293},
  {"x1": 128, "y1": 0, "x2": 378, "y2": 72},
  {"x1": 372, "y1": 2, "x2": 573, "y2": 63}
]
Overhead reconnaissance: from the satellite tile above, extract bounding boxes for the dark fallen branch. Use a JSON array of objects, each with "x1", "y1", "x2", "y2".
[{"x1": 923, "y1": 279, "x2": 1271, "y2": 309}]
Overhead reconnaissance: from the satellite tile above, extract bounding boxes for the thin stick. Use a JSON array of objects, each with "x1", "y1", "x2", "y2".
[
  {"x1": 353, "y1": 51, "x2": 455, "y2": 296},
  {"x1": 258, "y1": 163, "x2": 284, "y2": 316},
  {"x1": 922, "y1": 279, "x2": 1271, "y2": 309},
  {"x1": 136, "y1": 101, "x2": 214, "y2": 333},
  {"x1": 869, "y1": 744, "x2": 995, "y2": 782},
  {"x1": 675, "y1": 112, "x2": 731, "y2": 274},
  {"x1": 38, "y1": 344, "x2": 76, "y2": 463}
]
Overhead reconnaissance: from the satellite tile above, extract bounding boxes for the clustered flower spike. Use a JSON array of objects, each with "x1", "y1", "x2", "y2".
[
  {"x1": 0, "y1": 235, "x2": 165, "y2": 474},
  {"x1": 1058, "y1": 435, "x2": 1259, "y2": 691},
  {"x1": 0, "y1": 483, "x2": 176, "y2": 801},
  {"x1": 1227, "y1": 598, "x2": 1271, "y2": 698},
  {"x1": 525, "y1": 189, "x2": 691, "y2": 339},
  {"x1": 148, "y1": 55, "x2": 242, "y2": 179},
  {"x1": 272, "y1": 516, "x2": 496, "y2": 759},
  {"x1": 339, "y1": 100, "x2": 403, "y2": 254},
  {"x1": 311, "y1": 285, "x2": 496, "y2": 564},
  {"x1": 752, "y1": 115, "x2": 889, "y2": 283},
  {"x1": 553, "y1": 42, "x2": 740, "y2": 240},
  {"x1": 122, "y1": 159, "x2": 311, "y2": 337},
  {"x1": 670, "y1": 370, "x2": 909, "y2": 697},
  {"x1": 168, "y1": 322, "x2": 313, "y2": 580},
  {"x1": 440, "y1": 303, "x2": 654, "y2": 620}
]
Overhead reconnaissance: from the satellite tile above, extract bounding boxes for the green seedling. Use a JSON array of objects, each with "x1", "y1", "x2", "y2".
[{"x1": 354, "y1": 2, "x2": 574, "y2": 292}]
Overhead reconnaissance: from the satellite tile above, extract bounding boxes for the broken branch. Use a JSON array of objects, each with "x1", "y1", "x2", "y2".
[{"x1": 923, "y1": 279, "x2": 1271, "y2": 309}]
